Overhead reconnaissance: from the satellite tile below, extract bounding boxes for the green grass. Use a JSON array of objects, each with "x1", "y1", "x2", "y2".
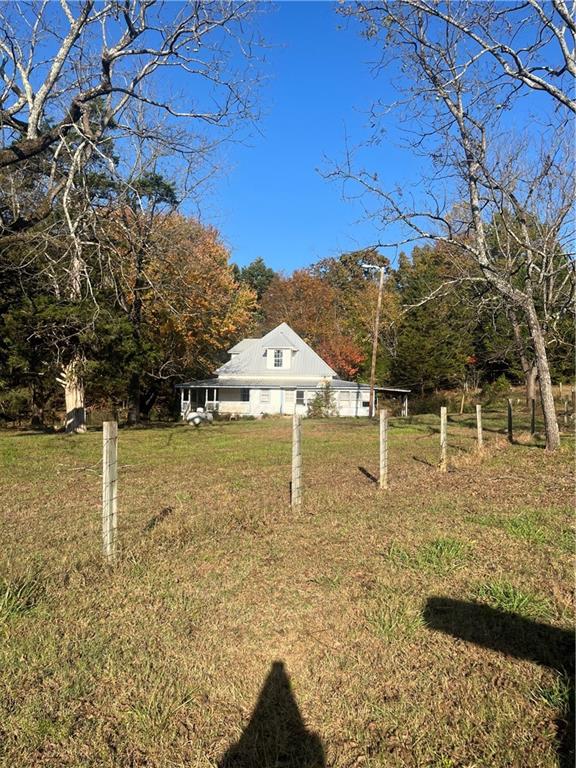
[
  {"x1": 531, "y1": 675, "x2": 572, "y2": 714},
  {"x1": 473, "y1": 580, "x2": 554, "y2": 621},
  {"x1": 0, "y1": 571, "x2": 45, "y2": 623},
  {"x1": 475, "y1": 507, "x2": 574, "y2": 554},
  {"x1": 368, "y1": 595, "x2": 424, "y2": 640},
  {"x1": 0, "y1": 416, "x2": 573, "y2": 768},
  {"x1": 387, "y1": 537, "x2": 471, "y2": 574},
  {"x1": 503, "y1": 513, "x2": 548, "y2": 544}
]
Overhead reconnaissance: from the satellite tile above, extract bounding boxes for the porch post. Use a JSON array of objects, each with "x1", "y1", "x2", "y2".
[
  {"x1": 180, "y1": 388, "x2": 184, "y2": 417},
  {"x1": 403, "y1": 394, "x2": 408, "y2": 417}
]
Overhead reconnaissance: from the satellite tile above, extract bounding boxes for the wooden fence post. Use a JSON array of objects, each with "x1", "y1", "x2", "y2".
[
  {"x1": 291, "y1": 413, "x2": 302, "y2": 507},
  {"x1": 439, "y1": 407, "x2": 447, "y2": 472},
  {"x1": 507, "y1": 399, "x2": 513, "y2": 443},
  {"x1": 564, "y1": 399, "x2": 569, "y2": 427},
  {"x1": 102, "y1": 421, "x2": 118, "y2": 563},
  {"x1": 559, "y1": 381, "x2": 563, "y2": 399},
  {"x1": 530, "y1": 398, "x2": 536, "y2": 435},
  {"x1": 476, "y1": 403, "x2": 483, "y2": 450},
  {"x1": 379, "y1": 408, "x2": 388, "y2": 490}
]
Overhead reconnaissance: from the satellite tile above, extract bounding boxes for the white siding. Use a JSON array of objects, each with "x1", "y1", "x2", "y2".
[
  {"x1": 218, "y1": 387, "x2": 251, "y2": 415},
  {"x1": 180, "y1": 385, "x2": 371, "y2": 419}
]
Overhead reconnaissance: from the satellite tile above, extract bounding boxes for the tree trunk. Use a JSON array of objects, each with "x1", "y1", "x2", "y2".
[
  {"x1": 525, "y1": 303, "x2": 560, "y2": 451},
  {"x1": 509, "y1": 310, "x2": 537, "y2": 404},
  {"x1": 30, "y1": 383, "x2": 45, "y2": 428},
  {"x1": 526, "y1": 364, "x2": 538, "y2": 403},
  {"x1": 127, "y1": 372, "x2": 141, "y2": 426},
  {"x1": 61, "y1": 358, "x2": 87, "y2": 433},
  {"x1": 140, "y1": 387, "x2": 158, "y2": 420}
]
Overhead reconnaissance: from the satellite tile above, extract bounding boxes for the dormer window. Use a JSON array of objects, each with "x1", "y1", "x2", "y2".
[{"x1": 273, "y1": 349, "x2": 283, "y2": 368}]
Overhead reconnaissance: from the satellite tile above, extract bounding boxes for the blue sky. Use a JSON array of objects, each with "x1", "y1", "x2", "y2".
[
  {"x1": 199, "y1": 2, "x2": 413, "y2": 273},
  {"x1": 193, "y1": 2, "x2": 566, "y2": 274}
]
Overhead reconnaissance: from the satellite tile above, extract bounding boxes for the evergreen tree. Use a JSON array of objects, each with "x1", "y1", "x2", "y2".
[{"x1": 391, "y1": 246, "x2": 475, "y2": 393}]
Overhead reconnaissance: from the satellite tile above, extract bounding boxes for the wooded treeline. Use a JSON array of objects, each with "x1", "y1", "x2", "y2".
[{"x1": 2, "y1": 233, "x2": 572, "y2": 426}]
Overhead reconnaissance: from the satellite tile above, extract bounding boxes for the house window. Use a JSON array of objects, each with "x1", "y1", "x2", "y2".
[
  {"x1": 260, "y1": 389, "x2": 270, "y2": 404},
  {"x1": 274, "y1": 349, "x2": 283, "y2": 368},
  {"x1": 241, "y1": 388, "x2": 250, "y2": 402},
  {"x1": 296, "y1": 390, "x2": 305, "y2": 405},
  {"x1": 362, "y1": 398, "x2": 370, "y2": 408},
  {"x1": 182, "y1": 389, "x2": 190, "y2": 402}
]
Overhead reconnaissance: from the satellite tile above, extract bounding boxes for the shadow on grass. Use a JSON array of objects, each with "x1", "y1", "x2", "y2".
[
  {"x1": 424, "y1": 597, "x2": 575, "y2": 768},
  {"x1": 144, "y1": 506, "x2": 173, "y2": 532},
  {"x1": 219, "y1": 660, "x2": 325, "y2": 767},
  {"x1": 412, "y1": 455, "x2": 436, "y2": 468},
  {"x1": 358, "y1": 466, "x2": 378, "y2": 484}
]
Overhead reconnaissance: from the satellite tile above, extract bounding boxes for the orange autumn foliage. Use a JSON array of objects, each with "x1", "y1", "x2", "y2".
[
  {"x1": 260, "y1": 271, "x2": 366, "y2": 378},
  {"x1": 146, "y1": 214, "x2": 257, "y2": 373}
]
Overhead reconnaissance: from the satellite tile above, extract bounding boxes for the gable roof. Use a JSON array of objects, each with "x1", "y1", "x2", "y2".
[
  {"x1": 216, "y1": 322, "x2": 337, "y2": 378},
  {"x1": 228, "y1": 338, "x2": 258, "y2": 354}
]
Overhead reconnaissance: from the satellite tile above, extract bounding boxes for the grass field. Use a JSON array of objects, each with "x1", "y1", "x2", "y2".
[{"x1": 1, "y1": 413, "x2": 574, "y2": 767}]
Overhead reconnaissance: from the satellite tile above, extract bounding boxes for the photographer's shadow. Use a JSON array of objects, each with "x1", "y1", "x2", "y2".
[{"x1": 218, "y1": 660, "x2": 325, "y2": 767}]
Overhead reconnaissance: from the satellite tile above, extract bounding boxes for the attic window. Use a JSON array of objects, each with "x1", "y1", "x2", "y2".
[{"x1": 273, "y1": 349, "x2": 283, "y2": 368}]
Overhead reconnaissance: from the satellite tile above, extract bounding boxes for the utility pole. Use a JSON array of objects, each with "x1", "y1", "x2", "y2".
[{"x1": 362, "y1": 262, "x2": 386, "y2": 418}]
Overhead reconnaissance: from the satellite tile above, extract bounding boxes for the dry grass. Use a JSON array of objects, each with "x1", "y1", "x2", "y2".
[{"x1": 0, "y1": 413, "x2": 574, "y2": 767}]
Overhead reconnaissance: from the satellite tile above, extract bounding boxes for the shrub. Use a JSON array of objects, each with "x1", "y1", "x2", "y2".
[
  {"x1": 482, "y1": 375, "x2": 512, "y2": 405},
  {"x1": 307, "y1": 383, "x2": 337, "y2": 418}
]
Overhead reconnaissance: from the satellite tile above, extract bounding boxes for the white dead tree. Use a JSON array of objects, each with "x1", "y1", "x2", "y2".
[
  {"x1": 0, "y1": 0, "x2": 259, "y2": 432},
  {"x1": 334, "y1": 1, "x2": 575, "y2": 451}
]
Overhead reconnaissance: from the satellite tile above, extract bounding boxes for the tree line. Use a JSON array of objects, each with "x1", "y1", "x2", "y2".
[{"x1": 3, "y1": 229, "x2": 572, "y2": 431}]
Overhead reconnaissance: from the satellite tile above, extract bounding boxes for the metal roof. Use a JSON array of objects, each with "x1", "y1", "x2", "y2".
[
  {"x1": 177, "y1": 377, "x2": 360, "y2": 390},
  {"x1": 216, "y1": 323, "x2": 337, "y2": 378},
  {"x1": 227, "y1": 338, "x2": 258, "y2": 354}
]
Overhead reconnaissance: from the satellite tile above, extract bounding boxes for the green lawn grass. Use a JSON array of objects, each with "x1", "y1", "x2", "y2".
[{"x1": 0, "y1": 415, "x2": 573, "y2": 767}]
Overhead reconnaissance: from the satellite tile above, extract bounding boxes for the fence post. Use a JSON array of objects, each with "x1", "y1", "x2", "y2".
[
  {"x1": 102, "y1": 421, "x2": 118, "y2": 563},
  {"x1": 559, "y1": 381, "x2": 563, "y2": 399},
  {"x1": 507, "y1": 399, "x2": 513, "y2": 443},
  {"x1": 291, "y1": 413, "x2": 302, "y2": 507},
  {"x1": 439, "y1": 406, "x2": 447, "y2": 472},
  {"x1": 530, "y1": 398, "x2": 536, "y2": 435},
  {"x1": 379, "y1": 408, "x2": 388, "y2": 490},
  {"x1": 564, "y1": 399, "x2": 569, "y2": 427},
  {"x1": 476, "y1": 403, "x2": 483, "y2": 450}
]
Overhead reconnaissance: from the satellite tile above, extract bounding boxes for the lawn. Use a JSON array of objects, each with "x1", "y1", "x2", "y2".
[{"x1": 0, "y1": 414, "x2": 574, "y2": 767}]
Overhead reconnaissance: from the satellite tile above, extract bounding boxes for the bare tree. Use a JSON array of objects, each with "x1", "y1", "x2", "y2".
[
  {"x1": 333, "y1": 2, "x2": 574, "y2": 451},
  {"x1": 391, "y1": 0, "x2": 576, "y2": 114},
  {"x1": 0, "y1": 0, "x2": 260, "y2": 431}
]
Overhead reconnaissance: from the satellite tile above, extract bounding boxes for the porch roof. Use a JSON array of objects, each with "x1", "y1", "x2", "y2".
[{"x1": 176, "y1": 378, "x2": 410, "y2": 394}]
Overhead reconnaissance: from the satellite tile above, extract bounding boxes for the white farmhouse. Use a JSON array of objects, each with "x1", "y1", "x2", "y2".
[{"x1": 177, "y1": 322, "x2": 409, "y2": 418}]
